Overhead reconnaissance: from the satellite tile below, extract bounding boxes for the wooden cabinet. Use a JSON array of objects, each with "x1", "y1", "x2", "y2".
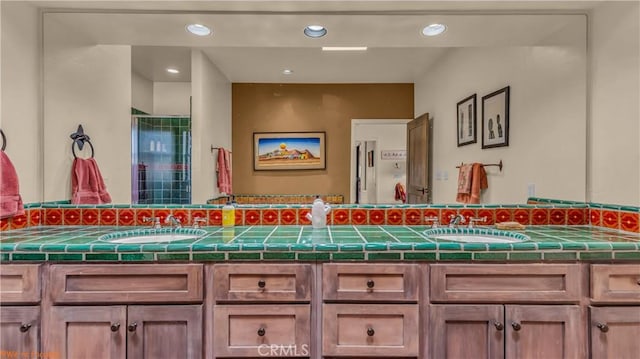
[
  {"x1": 591, "y1": 264, "x2": 640, "y2": 303},
  {"x1": 211, "y1": 264, "x2": 312, "y2": 358},
  {"x1": 430, "y1": 304, "x2": 584, "y2": 358},
  {"x1": 214, "y1": 304, "x2": 310, "y2": 357},
  {"x1": 322, "y1": 263, "x2": 420, "y2": 358},
  {"x1": 430, "y1": 263, "x2": 582, "y2": 303},
  {"x1": 323, "y1": 303, "x2": 418, "y2": 357},
  {"x1": 0, "y1": 306, "x2": 40, "y2": 356},
  {"x1": 0, "y1": 264, "x2": 41, "y2": 304},
  {"x1": 45, "y1": 304, "x2": 202, "y2": 359},
  {"x1": 590, "y1": 306, "x2": 640, "y2": 359}
]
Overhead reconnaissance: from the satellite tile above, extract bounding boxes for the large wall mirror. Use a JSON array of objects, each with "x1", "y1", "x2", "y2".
[{"x1": 34, "y1": 4, "x2": 587, "y2": 205}]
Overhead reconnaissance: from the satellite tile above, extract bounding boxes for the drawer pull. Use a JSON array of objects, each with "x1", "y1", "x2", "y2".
[
  {"x1": 511, "y1": 322, "x2": 521, "y2": 331},
  {"x1": 493, "y1": 321, "x2": 504, "y2": 331},
  {"x1": 596, "y1": 323, "x2": 609, "y2": 333},
  {"x1": 258, "y1": 279, "x2": 266, "y2": 289},
  {"x1": 366, "y1": 279, "x2": 375, "y2": 289},
  {"x1": 366, "y1": 327, "x2": 375, "y2": 336},
  {"x1": 128, "y1": 322, "x2": 137, "y2": 332},
  {"x1": 257, "y1": 327, "x2": 266, "y2": 337},
  {"x1": 636, "y1": 278, "x2": 640, "y2": 286},
  {"x1": 110, "y1": 323, "x2": 120, "y2": 332},
  {"x1": 19, "y1": 323, "x2": 32, "y2": 333}
]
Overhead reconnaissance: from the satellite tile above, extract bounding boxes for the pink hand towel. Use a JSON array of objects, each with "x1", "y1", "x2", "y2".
[
  {"x1": 217, "y1": 148, "x2": 232, "y2": 195},
  {"x1": 456, "y1": 163, "x2": 488, "y2": 204},
  {"x1": 71, "y1": 157, "x2": 111, "y2": 204},
  {"x1": 0, "y1": 151, "x2": 25, "y2": 219}
]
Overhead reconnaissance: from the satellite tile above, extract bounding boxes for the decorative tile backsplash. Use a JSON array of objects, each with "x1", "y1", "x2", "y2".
[{"x1": 1, "y1": 198, "x2": 638, "y2": 233}]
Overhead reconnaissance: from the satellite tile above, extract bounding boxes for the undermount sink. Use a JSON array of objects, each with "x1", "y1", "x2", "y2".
[
  {"x1": 424, "y1": 228, "x2": 530, "y2": 243},
  {"x1": 99, "y1": 228, "x2": 207, "y2": 244}
]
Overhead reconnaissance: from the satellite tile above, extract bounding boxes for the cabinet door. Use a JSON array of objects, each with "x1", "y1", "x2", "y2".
[
  {"x1": 430, "y1": 305, "x2": 504, "y2": 359},
  {"x1": 591, "y1": 306, "x2": 640, "y2": 359},
  {"x1": 127, "y1": 305, "x2": 203, "y2": 359},
  {"x1": 45, "y1": 306, "x2": 126, "y2": 359},
  {"x1": 0, "y1": 306, "x2": 40, "y2": 355},
  {"x1": 505, "y1": 305, "x2": 584, "y2": 359}
]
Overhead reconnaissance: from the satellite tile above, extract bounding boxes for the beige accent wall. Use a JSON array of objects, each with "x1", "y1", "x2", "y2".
[{"x1": 232, "y1": 84, "x2": 413, "y2": 202}]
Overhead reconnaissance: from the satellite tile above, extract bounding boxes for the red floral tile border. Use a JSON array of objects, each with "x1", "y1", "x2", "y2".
[{"x1": 0, "y1": 205, "x2": 637, "y2": 233}]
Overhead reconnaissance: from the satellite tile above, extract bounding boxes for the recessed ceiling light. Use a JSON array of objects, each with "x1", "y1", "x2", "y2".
[
  {"x1": 283, "y1": 69, "x2": 293, "y2": 75},
  {"x1": 304, "y1": 25, "x2": 327, "y2": 38},
  {"x1": 322, "y1": 47, "x2": 368, "y2": 51},
  {"x1": 422, "y1": 23, "x2": 447, "y2": 36},
  {"x1": 166, "y1": 68, "x2": 180, "y2": 74},
  {"x1": 186, "y1": 23, "x2": 211, "y2": 36}
]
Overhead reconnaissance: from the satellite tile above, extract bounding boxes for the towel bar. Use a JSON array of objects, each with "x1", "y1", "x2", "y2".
[{"x1": 456, "y1": 160, "x2": 503, "y2": 172}]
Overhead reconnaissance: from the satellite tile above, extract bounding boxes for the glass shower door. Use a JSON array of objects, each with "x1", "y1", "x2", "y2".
[{"x1": 131, "y1": 115, "x2": 191, "y2": 204}]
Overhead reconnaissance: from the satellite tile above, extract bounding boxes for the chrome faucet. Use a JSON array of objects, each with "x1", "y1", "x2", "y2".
[
  {"x1": 448, "y1": 214, "x2": 466, "y2": 228},
  {"x1": 468, "y1": 216, "x2": 487, "y2": 228},
  {"x1": 165, "y1": 215, "x2": 182, "y2": 228},
  {"x1": 193, "y1": 217, "x2": 206, "y2": 229},
  {"x1": 425, "y1": 216, "x2": 440, "y2": 228},
  {"x1": 143, "y1": 216, "x2": 161, "y2": 229}
]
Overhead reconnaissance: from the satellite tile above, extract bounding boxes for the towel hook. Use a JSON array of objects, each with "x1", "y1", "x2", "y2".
[
  {"x1": 0, "y1": 129, "x2": 6, "y2": 151},
  {"x1": 70, "y1": 125, "x2": 94, "y2": 159}
]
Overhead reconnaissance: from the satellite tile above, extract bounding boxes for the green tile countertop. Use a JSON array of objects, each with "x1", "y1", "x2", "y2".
[{"x1": 1, "y1": 225, "x2": 639, "y2": 262}]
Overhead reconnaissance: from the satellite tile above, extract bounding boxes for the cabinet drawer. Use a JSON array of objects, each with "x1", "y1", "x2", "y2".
[
  {"x1": 213, "y1": 304, "x2": 310, "y2": 357},
  {"x1": 323, "y1": 263, "x2": 419, "y2": 302},
  {"x1": 49, "y1": 264, "x2": 203, "y2": 304},
  {"x1": 323, "y1": 303, "x2": 419, "y2": 357},
  {"x1": 591, "y1": 264, "x2": 640, "y2": 303},
  {"x1": 213, "y1": 264, "x2": 312, "y2": 302},
  {"x1": 431, "y1": 264, "x2": 582, "y2": 303},
  {"x1": 0, "y1": 264, "x2": 40, "y2": 304}
]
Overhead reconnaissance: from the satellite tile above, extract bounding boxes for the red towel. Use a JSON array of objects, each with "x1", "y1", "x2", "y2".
[
  {"x1": 395, "y1": 182, "x2": 406, "y2": 203},
  {"x1": 0, "y1": 151, "x2": 24, "y2": 219},
  {"x1": 71, "y1": 158, "x2": 112, "y2": 204},
  {"x1": 217, "y1": 148, "x2": 232, "y2": 195},
  {"x1": 456, "y1": 163, "x2": 488, "y2": 204}
]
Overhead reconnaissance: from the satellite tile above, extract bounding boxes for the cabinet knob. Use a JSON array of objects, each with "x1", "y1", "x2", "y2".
[
  {"x1": 493, "y1": 321, "x2": 504, "y2": 331},
  {"x1": 128, "y1": 322, "x2": 137, "y2": 332},
  {"x1": 511, "y1": 322, "x2": 522, "y2": 331},
  {"x1": 366, "y1": 279, "x2": 375, "y2": 289},
  {"x1": 257, "y1": 327, "x2": 266, "y2": 337},
  {"x1": 367, "y1": 327, "x2": 375, "y2": 336},
  {"x1": 636, "y1": 278, "x2": 640, "y2": 286},
  {"x1": 258, "y1": 279, "x2": 266, "y2": 289},
  {"x1": 19, "y1": 323, "x2": 32, "y2": 333},
  {"x1": 110, "y1": 323, "x2": 120, "y2": 332},
  {"x1": 596, "y1": 323, "x2": 609, "y2": 333}
]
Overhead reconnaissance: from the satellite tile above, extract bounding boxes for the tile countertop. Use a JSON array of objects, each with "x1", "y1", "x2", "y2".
[{"x1": 0, "y1": 225, "x2": 639, "y2": 263}]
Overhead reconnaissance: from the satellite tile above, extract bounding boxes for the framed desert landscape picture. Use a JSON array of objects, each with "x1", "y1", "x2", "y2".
[{"x1": 253, "y1": 132, "x2": 326, "y2": 170}]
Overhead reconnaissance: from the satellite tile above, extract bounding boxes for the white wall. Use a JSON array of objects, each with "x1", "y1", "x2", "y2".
[
  {"x1": 352, "y1": 120, "x2": 410, "y2": 204},
  {"x1": 588, "y1": 1, "x2": 640, "y2": 206},
  {"x1": 191, "y1": 50, "x2": 231, "y2": 203},
  {"x1": 1, "y1": 2, "x2": 42, "y2": 203},
  {"x1": 132, "y1": 71, "x2": 153, "y2": 114},
  {"x1": 415, "y1": 44, "x2": 587, "y2": 204},
  {"x1": 153, "y1": 82, "x2": 191, "y2": 115},
  {"x1": 43, "y1": 14, "x2": 132, "y2": 202}
]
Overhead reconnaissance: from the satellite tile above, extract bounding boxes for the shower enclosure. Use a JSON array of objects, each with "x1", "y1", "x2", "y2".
[{"x1": 131, "y1": 115, "x2": 192, "y2": 204}]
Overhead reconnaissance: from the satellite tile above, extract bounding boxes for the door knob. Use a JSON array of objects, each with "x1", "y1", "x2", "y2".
[
  {"x1": 128, "y1": 322, "x2": 137, "y2": 332},
  {"x1": 19, "y1": 323, "x2": 32, "y2": 333}
]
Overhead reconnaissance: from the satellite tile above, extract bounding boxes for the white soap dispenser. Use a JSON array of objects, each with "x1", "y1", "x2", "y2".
[{"x1": 306, "y1": 196, "x2": 331, "y2": 229}]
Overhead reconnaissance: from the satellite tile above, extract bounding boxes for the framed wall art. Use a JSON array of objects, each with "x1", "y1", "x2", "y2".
[
  {"x1": 253, "y1": 131, "x2": 326, "y2": 170},
  {"x1": 482, "y1": 86, "x2": 510, "y2": 149},
  {"x1": 456, "y1": 93, "x2": 477, "y2": 147}
]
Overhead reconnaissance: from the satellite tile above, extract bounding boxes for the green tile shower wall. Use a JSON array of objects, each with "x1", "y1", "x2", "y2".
[{"x1": 1, "y1": 199, "x2": 638, "y2": 233}]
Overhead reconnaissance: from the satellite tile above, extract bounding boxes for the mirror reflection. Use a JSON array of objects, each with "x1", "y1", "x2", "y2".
[{"x1": 5, "y1": 3, "x2": 590, "y2": 205}]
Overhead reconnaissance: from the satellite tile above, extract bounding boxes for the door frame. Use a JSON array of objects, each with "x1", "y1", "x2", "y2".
[{"x1": 350, "y1": 119, "x2": 411, "y2": 204}]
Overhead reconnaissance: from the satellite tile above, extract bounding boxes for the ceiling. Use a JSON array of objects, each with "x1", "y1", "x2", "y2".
[{"x1": 35, "y1": 1, "x2": 598, "y2": 83}]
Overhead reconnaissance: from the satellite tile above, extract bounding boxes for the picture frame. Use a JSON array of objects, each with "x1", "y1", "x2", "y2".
[
  {"x1": 253, "y1": 131, "x2": 326, "y2": 170},
  {"x1": 456, "y1": 94, "x2": 477, "y2": 147},
  {"x1": 482, "y1": 86, "x2": 510, "y2": 149}
]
